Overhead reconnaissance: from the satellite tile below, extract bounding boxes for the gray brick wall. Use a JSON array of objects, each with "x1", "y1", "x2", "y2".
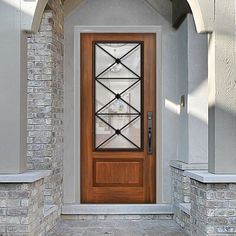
[
  {"x1": 172, "y1": 165, "x2": 236, "y2": 236},
  {"x1": 0, "y1": 180, "x2": 44, "y2": 235},
  {"x1": 171, "y1": 166, "x2": 191, "y2": 234},
  {"x1": 27, "y1": 0, "x2": 64, "y2": 210},
  {"x1": 191, "y1": 180, "x2": 236, "y2": 236}
]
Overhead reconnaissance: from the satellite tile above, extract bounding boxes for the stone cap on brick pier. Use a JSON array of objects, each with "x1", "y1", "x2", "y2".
[
  {"x1": 170, "y1": 160, "x2": 208, "y2": 170},
  {"x1": 185, "y1": 170, "x2": 236, "y2": 183},
  {"x1": 0, "y1": 170, "x2": 51, "y2": 183}
]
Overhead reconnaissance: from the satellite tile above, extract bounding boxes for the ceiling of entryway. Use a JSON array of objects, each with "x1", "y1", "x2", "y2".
[
  {"x1": 62, "y1": 0, "x2": 191, "y2": 28},
  {"x1": 63, "y1": 0, "x2": 171, "y2": 21}
]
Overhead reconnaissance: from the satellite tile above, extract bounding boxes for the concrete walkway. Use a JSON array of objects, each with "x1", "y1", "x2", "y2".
[{"x1": 47, "y1": 219, "x2": 187, "y2": 236}]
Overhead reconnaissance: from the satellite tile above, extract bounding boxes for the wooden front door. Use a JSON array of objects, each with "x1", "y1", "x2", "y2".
[{"x1": 81, "y1": 33, "x2": 156, "y2": 203}]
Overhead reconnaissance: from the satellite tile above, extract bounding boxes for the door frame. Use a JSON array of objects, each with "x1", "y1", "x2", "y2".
[{"x1": 66, "y1": 26, "x2": 163, "y2": 206}]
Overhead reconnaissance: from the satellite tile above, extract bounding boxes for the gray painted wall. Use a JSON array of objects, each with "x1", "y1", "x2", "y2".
[
  {"x1": 0, "y1": 1, "x2": 27, "y2": 173},
  {"x1": 187, "y1": 16, "x2": 208, "y2": 164},
  {"x1": 176, "y1": 17, "x2": 189, "y2": 163},
  {"x1": 208, "y1": 0, "x2": 236, "y2": 174},
  {"x1": 161, "y1": 30, "x2": 178, "y2": 202},
  {"x1": 63, "y1": 0, "x2": 208, "y2": 204},
  {"x1": 176, "y1": 15, "x2": 208, "y2": 164},
  {"x1": 65, "y1": 0, "x2": 170, "y2": 26}
]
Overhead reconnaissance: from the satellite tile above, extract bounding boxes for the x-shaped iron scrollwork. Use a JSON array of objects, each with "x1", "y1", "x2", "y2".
[{"x1": 95, "y1": 42, "x2": 142, "y2": 149}]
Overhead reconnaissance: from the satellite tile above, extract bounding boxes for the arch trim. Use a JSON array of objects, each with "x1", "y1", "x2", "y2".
[
  {"x1": 31, "y1": 0, "x2": 49, "y2": 33},
  {"x1": 20, "y1": 0, "x2": 48, "y2": 33},
  {"x1": 187, "y1": 0, "x2": 214, "y2": 33}
]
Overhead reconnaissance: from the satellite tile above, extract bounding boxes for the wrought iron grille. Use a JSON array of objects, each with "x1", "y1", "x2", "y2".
[{"x1": 93, "y1": 42, "x2": 143, "y2": 150}]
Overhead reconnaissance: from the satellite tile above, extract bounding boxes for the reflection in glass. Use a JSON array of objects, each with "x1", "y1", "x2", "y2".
[
  {"x1": 96, "y1": 43, "x2": 141, "y2": 78},
  {"x1": 94, "y1": 42, "x2": 142, "y2": 150}
]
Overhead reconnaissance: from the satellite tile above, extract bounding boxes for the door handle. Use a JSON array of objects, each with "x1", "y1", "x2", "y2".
[{"x1": 147, "y1": 112, "x2": 153, "y2": 154}]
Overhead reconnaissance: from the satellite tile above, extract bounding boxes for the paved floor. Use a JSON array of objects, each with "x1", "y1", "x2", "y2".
[{"x1": 47, "y1": 219, "x2": 187, "y2": 236}]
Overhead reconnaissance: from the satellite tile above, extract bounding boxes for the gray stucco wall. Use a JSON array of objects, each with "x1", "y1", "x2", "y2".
[
  {"x1": 176, "y1": 15, "x2": 208, "y2": 164},
  {"x1": 176, "y1": 16, "x2": 189, "y2": 164},
  {"x1": 187, "y1": 16, "x2": 208, "y2": 164},
  {"x1": 0, "y1": 1, "x2": 27, "y2": 173}
]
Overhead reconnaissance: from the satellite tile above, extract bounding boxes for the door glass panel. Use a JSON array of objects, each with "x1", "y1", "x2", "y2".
[
  {"x1": 98, "y1": 64, "x2": 139, "y2": 78},
  {"x1": 122, "y1": 117, "x2": 141, "y2": 147},
  {"x1": 94, "y1": 42, "x2": 143, "y2": 150},
  {"x1": 99, "y1": 135, "x2": 137, "y2": 149},
  {"x1": 96, "y1": 96, "x2": 139, "y2": 114}
]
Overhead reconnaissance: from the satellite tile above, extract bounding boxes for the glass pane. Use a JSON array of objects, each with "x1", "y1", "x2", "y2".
[
  {"x1": 98, "y1": 43, "x2": 139, "y2": 59},
  {"x1": 119, "y1": 82, "x2": 141, "y2": 112},
  {"x1": 97, "y1": 99, "x2": 138, "y2": 114},
  {"x1": 121, "y1": 45, "x2": 141, "y2": 76},
  {"x1": 94, "y1": 42, "x2": 143, "y2": 150},
  {"x1": 95, "y1": 43, "x2": 141, "y2": 78},
  {"x1": 95, "y1": 46, "x2": 115, "y2": 77},
  {"x1": 122, "y1": 117, "x2": 141, "y2": 147},
  {"x1": 95, "y1": 116, "x2": 114, "y2": 148},
  {"x1": 97, "y1": 78, "x2": 139, "y2": 95},
  {"x1": 95, "y1": 82, "x2": 115, "y2": 112},
  {"x1": 99, "y1": 135, "x2": 136, "y2": 149},
  {"x1": 98, "y1": 64, "x2": 139, "y2": 78},
  {"x1": 98, "y1": 114, "x2": 139, "y2": 130},
  {"x1": 95, "y1": 80, "x2": 141, "y2": 113}
]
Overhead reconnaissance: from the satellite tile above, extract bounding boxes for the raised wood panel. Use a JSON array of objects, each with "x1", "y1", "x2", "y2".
[
  {"x1": 89, "y1": 187, "x2": 145, "y2": 203},
  {"x1": 94, "y1": 159, "x2": 143, "y2": 187}
]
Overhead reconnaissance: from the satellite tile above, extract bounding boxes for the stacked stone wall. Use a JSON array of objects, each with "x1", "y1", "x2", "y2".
[
  {"x1": 0, "y1": 180, "x2": 44, "y2": 236},
  {"x1": 171, "y1": 166, "x2": 191, "y2": 234},
  {"x1": 191, "y1": 180, "x2": 236, "y2": 236},
  {"x1": 27, "y1": 0, "x2": 64, "y2": 211}
]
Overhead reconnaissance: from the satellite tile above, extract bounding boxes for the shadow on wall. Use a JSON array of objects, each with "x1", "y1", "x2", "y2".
[{"x1": 165, "y1": 76, "x2": 236, "y2": 166}]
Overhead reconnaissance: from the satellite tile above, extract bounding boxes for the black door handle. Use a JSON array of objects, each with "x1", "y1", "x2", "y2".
[{"x1": 147, "y1": 112, "x2": 152, "y2": 154}]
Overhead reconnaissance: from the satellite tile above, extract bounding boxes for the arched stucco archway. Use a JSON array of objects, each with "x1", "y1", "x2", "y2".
[
  {"x1": 31, "y1": 0, "x2": 212, "y2": 34},
  {"x1": 18, "y1": 0, "x2": 48, "y2": 32},
  {"x1": 186, "y1": 0, "x2": 214, "y2": 33},
  {"x1": 31, "y1": 0, "x2": 48, "y2": 32}
]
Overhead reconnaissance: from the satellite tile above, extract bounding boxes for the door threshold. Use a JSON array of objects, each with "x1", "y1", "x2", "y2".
[{"x1": 62, "y1": 204, "x2": 173, "y2": 215}]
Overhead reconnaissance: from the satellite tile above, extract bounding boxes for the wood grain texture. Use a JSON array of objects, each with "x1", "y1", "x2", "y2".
[
  {"x1": 81, "y1": 33, "x2": 156, "y2": 203},
  {"x1": 94, "y1": 159, "x2": 143, "y2": 186}
]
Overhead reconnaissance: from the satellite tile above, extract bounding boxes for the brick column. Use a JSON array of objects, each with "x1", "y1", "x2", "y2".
[
  {"x1": 190, "y1": 180, "x2": 236, "y2": 236},
  {"x1": 0, "y1": 179, "x2": 44, "y2": 235},
  {"x1": 171, "y1": 166, "x2": 191, "y2": 234},
  {"x1": 27, "y1": 0, "x2": 64, "y2": 211},
  {"x1": 170, "y1": 161, "x2": 208, "y2": 234}
]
